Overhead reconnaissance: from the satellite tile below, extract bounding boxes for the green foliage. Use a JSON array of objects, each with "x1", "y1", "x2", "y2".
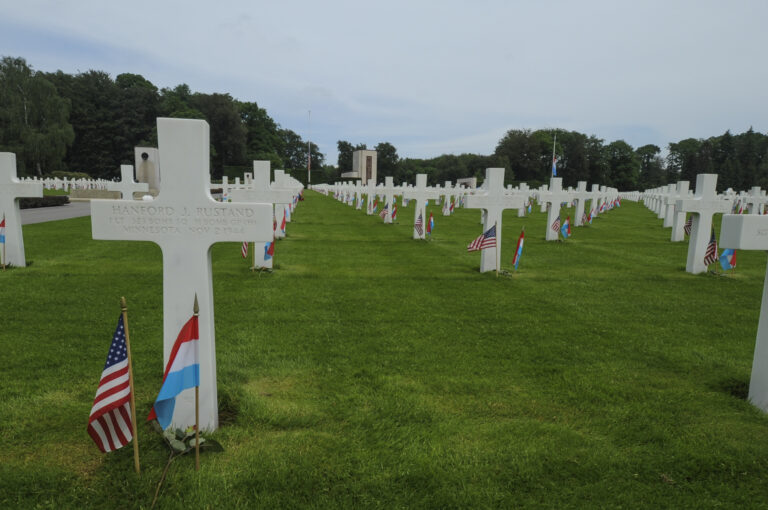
[
  {"x1": 636, "y1": 144, "x2": 665, "y2": 189},
  {"x1": 50, "y1": 170, "x2": 90, "y2": 179},
  {"x1": 375, "y1": 141, "x2": 399, "y2": 177},
  {"x1": 190, "y1": 93, "x2": 246, "y2": 178},
  {"x1": 336, "y1": 140, "x2": 354, "y2": 173},
  {"x1": 0, "y1": 57, "x2": 74, "y2": 176},
  {"x1": 667, "y1": 128, "x2": 768, "y2": 191},
  {"x1": 19, "y1": 196, "x2": 69, "y2": 209},
  {"x1": 1, "y1": 55, "x2": 325, "y2": 181}
]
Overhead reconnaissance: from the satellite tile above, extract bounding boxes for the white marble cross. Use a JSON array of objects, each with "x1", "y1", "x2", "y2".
[
  {"x1": 745, "y1": 186, "x2": 764, "y2": 215},
  {"x1": 0, "y1": 153, "x2": 43, "y2": 267},
  {"x1": 442, "y1": 180, "x2": 454, "y2": 216},
  {"x1": 365, "y1": 179, "x2": 377, "y2": 215},
  {"x1": 464, "y1": 168, "x2": 525, "y2": 272},
  {"x1": 538, "y1": 184, "x2": 548, "y2": 213},
  {"x1": 355, "y1": 180, "x2": 363, "y2": 209},
  {"x1": 107, "y1": 164, "x2": 149, "y2": 199},
  {"x1": 588, "y1": 184, "x2": 601, "y2": 219},
  {"x1": 91, "y1": 118, "x2": 273, "y2": 431},
  {"x1": 661, "y1": 184, "x2": 677, "y2": 227},
  {"x1": 675, "y1": 173, "x2": 731, "y2": 274},
  {"x1": 539, "y1": 177, "x2": 570, "y2": 241},
  {"x1": 379, "y1": 176, "x2": 396, "y2": 224},
  {"x1": 571, "y1": 181, "x2": 590, "y2": 226},
  {"x1": 229, "y1": 161, "x2": 293, "y2": 269},
  {"x1": 516, "y1": 183, "x2": 530, "y2": 217},
  {"x1": 656, "y1": 185, "x2": 670, "y2": 221},
  {"x1": 669, "y1": 181, "x2": 691, "y2": 242},
  {"x1": 273, "y1": 170, "x2": 302, "y2": 223},
  {"x1": 720, "y1": 214, "x2": 768, "y2": 412},
  {"x1": 403, "y1": 174, "x2": 441, "y2": 239}
]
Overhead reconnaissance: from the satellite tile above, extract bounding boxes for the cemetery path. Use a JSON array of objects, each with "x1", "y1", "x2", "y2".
[{"x1": 21, "y1": 201, "x2": 91, "y2": 225}]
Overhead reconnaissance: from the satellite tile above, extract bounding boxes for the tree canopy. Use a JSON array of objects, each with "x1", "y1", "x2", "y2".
[{"x1": 0, "y1": 56, "x2": 323, "y2": 180}]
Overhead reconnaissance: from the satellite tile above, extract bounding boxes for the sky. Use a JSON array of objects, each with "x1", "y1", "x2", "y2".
[{"x1": 2, "y1": 1, "x2": 767, "y2": 166}]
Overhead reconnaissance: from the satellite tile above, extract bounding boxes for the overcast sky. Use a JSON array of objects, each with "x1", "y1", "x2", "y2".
[{"x1": 2, "y1": 1, "x2": 767, "y2": 166}]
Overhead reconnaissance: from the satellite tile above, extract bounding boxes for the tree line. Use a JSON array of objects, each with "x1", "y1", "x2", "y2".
[
  {"x1": 332, "y1": 128, "x2": 768, "y2": 191},
  {"x1": 0, "y1": 56, "x2": 322, "y2": 180},
  {"x1": 3, "y1": 56, "x2": 766, "y2": 191}
]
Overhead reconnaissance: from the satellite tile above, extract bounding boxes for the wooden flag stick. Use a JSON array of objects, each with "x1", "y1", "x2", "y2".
[
  {"x1": 2, "y1": 213, "x2": 6, "y2": 271},
  {"x1": 193, "y1": 294, "x2": 200, "y2": 471},
  {"x1": 495, "y1": 221, "x2": 500, "y2": 278},
  {"x1": 120, "y1": 296, "x2": 141, "y2": 475}
]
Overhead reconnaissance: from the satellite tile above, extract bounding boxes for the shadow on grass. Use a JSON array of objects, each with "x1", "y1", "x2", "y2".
[{"x1": 715, "y1": 377, "x2": 749, "y2": 400}]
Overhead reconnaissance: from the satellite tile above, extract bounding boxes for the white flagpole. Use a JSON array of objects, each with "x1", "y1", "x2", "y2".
[
  {"x1": 307, "y1": 110, "x2": 311, "y2": 185},
  {"x1": 552, "y1": 133, "x2": 557, "y2": 176}
]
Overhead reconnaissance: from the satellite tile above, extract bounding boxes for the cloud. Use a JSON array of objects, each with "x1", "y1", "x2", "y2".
[{"x1": 2, "y1": 0, "x2": 768, "y2": 166}]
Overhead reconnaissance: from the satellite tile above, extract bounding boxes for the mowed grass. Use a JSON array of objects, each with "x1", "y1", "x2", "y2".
[{"x1": 2, "y1": 191, "x2": 768, "y2": 508}]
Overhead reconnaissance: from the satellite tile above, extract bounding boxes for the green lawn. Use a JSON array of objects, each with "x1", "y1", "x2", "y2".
[{"x1": 2, "y1": 191, "x2": 768, "y2": 508}]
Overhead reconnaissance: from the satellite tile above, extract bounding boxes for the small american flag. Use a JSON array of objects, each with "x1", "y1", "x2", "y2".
[
  {"x1": 684, "y1": 216, "x2": 693, "y2": 236},
  {"x1": 581, "y1": 212, "x2": 587, "y2": 225},
  {"x1": 551, "y1": 216, "x2": 561, "y2": 232},
  {"x1": 467, "y1": 225, "x2": 497, "y2": 252},
  {"x1": 379, "y1": 204, "x2": 388, "y2": 219},
  {"x1": 241, "y1": 241, "x2": 248, "y2": 258},
  {"x1": 415, "y1": 212, "x2": 424, "y2": 235},
  {"x1": 87, "y1": 315, "x2": 133, "y2": 453},
  {"x1": 704, "y1": 228, "x2": 718, "y2": 266}
]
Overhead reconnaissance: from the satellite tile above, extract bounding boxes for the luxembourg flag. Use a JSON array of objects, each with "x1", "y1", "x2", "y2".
[
  {"x1": 264, "y1": 240, "x2": 274, "y2": 261},
  {"x1": 560, "y1": 216, "x2": 571, "y2": 239},
  {"x1": 147, "y1": 311, "x2": 199, "y2": 430},
  {"x1": 512, "y1": 229, "x2": 524, "y2": 270},
  {"x1": 427, "y1": 213, "x2": 434, "y2": 235},
  {"x1": 280, "y1": 210, "x2": 286, "y2": 234},
  {"x1": 719, "y1": 249, "x2": 737, "y2": 271},
  {"x1": 0, "y1": 215, "x2": 5, "y2": 244}
]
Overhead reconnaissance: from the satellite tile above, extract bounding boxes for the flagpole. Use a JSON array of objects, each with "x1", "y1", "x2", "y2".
[
  {"x1": 193, "y1": 294, "x2": 200, "y2": 471},
  {"x1": 120, "y1": 296, "x2": 141, "y2": 475},
  {"x1": 307, "y1": 110, "x2": 311, "y2": 185},
  {"x1": 552, "y1": 133, "x2": 557, "y2": 176},
  {"x1": 495, "y1": 221, "x2": 499, "y2": 278}
]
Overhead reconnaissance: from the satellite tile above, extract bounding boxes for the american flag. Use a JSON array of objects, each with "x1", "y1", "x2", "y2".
[
  {"x1": 683, "y1": 216, "x2": 693, "y2": 236},
  {"x1": 415, "y1": 212, "x2": 424, "y2": 235},
  {"x1": 551, "y1": 216, "x2": 561, "y2": 232},
  {"x1": 87, "y1": 315, "x2": 133, "y2": 453},
  {"x1": 704, "y1": 228, "x2": 718, "y2": 266},
  {"x1": 379, "y1": 204, "x2": 388, "y2": 219},
  {"x1": 241, "y1": 241, "x2": 248, "y2": 258},
  {"x1": 467, "y1": 225, "x2": 497, "y2": 252},
  {"x1": 581, "y1": 212, "x2": 587, "y2": 225}
]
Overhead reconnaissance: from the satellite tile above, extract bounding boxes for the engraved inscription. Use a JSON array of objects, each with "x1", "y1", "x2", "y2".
[{"x1": 106, "y1": 203, "x2": 259, "y2": 236}]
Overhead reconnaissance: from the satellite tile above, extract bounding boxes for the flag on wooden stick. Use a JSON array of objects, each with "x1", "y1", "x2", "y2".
[
  {"x1": 87, "y1": 314, "x2": 134, "y2": 453},
  {"x1": 704, "y1": 228, "x2": 718, "y2": 267},
  {"x1": 467, "y1": 225, "x2": 497, "y2": 252}
]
